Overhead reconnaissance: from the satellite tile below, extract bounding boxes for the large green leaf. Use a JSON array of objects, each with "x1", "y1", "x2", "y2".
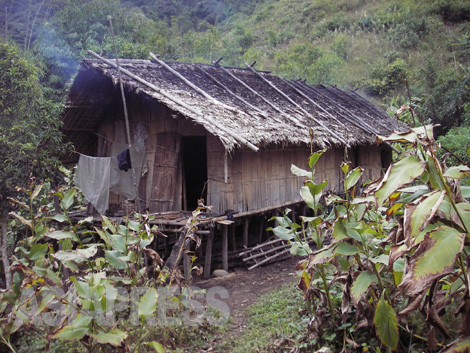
[
  {"x1": 374, "y1": 294, "x2": 398, "y2": 350},
  {"x1": 272, "y1": 226, "x2": 295, "y2": 241},
  {"x1": 375, "y1": 156, "x2": 426, "y2": 206},
  {"x1": 53, "y1": 246, "x2": 98, "y2": 263},
  {"x1": 334, "y1": 243, "x2": 360, "y2": 256},
  {"x1": 51, "y1": 314, "x2": 92, "y2": 341},
  {"x1": 31, "y1": 184, "x2": 44, "y2": 200},
  {"x1": 46, "y1": 230, "x2": 77, "y2": 241},
  {"x1": 444, "y1": 165, "x2": 470, "y2": 179},
  {"x1": 52, "y1": 214, "x2": 68, "y2": 223},
  {"x1": 455, "y1": 203, "x2": 470, "y2": 232},
  {"x1": 426, "y1": 154, "x2": 447, "y2": 191},
  {"x1": 333, "y1": 218, "x2": 347, "y2": 240},
  {"x1": 399, "y1": 225, "x2": 465, "y2": 295},
  {"x1": 308, "y1": 149, "x2": 326, "y2": 169},
  {"x1": 291, "y1": 164, "x2": 312, "y2": 178},
  {"x1": 306, "y1": 179, "x2": 328, "y2": 197},
  {"x1": 61, "y1": 189, "x2": 76, "y2": 211},
  {"x1": 404, "y1": 191, "x2": 445, "y2": 245},
  {"x1": 90, "y1": 329, "x2": 127, "y2": 346},
  {"x1": 109, "y1": 234, "x2": 127, "y2": 253},
  {"x1": 345, "y1": 167, "x2": 363, "y2": 191},
  {"x1": 300, "y1": 185, "x2": 315, "y2": 209},
  {"x1": 351, "y1": 271, "x2": 376, "y2": 304},
  {"x1": 105, "y1": 250, "x2": 126, "y2": 269},
  {"x1": 29, "y1": 243, "x2": 48, "y2": 260},
  {"x1": 51, "y1": 326, "x2": 89, "y2": 341},
  {"x1": 138, "y1": 288, "x2": 158, "y2": 317},
  {"x1": 9, "y1": 212, "x2": 32, "y2": 229},
  {"x1": 102, "y1": 215, "x2": 117, "y2": 234}
]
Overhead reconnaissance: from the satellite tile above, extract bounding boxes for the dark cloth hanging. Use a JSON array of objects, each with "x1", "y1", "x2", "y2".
[{"x1": 117, "y1": 149, "x2": 132, "y2": 172}]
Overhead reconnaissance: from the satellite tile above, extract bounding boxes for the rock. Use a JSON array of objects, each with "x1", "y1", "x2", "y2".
[{"x1": 212, "y1": 269, "x2": 229, "y2": 277}]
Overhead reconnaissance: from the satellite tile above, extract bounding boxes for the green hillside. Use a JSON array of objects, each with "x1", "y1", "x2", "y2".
[{"x1": 2, "y1": 0, "x2": 470, "y2": 140}]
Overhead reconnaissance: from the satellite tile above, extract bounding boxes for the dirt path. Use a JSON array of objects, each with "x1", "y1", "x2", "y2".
[{"x1": 193, "y1": 256, "x2": 301, "y2": 346}]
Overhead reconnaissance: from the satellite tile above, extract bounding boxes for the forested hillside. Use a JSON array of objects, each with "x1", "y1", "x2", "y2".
[{"x1": 1, "y1": 0, "x2": 470, "y2": 146}]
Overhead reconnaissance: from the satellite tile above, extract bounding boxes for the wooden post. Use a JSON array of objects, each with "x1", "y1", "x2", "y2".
[
  {"x1": 257, "y1": 216, "x2": 265, "y2": 244},
  {"x1": 222, "y1": 225, "x2": 228, "y2": 271},
  {"x1": 203, "y1": 228, "x2": 214, "y2": 279},
  {"x1": 183, "y1": 251, "x2": 191, "y2": 280},
  {"x1": 243, "y1": 218, "x2": 250, "y2": 248},
  {"x1": 273, "y1": 209, "x2": 280, "y2": 227},
  {"x1": 291, "y1": 206, "x2": 297, "y2": 224},
  {"x1": 230, "y1": 224, "x2": 237, "y2": 251}
]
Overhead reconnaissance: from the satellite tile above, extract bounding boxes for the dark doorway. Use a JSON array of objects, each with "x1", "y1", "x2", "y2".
[{"x1": 182, "y1": 136, "x2": 207, "y2": 210}]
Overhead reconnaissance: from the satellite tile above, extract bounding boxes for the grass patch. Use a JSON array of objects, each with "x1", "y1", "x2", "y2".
[{"x1": 218, "y1": 284, "x2": 309, "y2": 353}]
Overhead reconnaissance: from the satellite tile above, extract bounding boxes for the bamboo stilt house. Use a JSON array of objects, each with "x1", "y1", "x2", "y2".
[{"x1": 62, "y1": 53, "x2": 404, "y2": 215}]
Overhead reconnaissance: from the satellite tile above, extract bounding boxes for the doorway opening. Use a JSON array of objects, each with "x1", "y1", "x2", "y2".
[{"x1": 182, "y1": 136, "x2": 207, "y2": 211}]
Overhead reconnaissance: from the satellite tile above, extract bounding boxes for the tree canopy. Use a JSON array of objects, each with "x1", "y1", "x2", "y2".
[{"x1": 0, "y1": 43, "x2": 64, "y2": 203}]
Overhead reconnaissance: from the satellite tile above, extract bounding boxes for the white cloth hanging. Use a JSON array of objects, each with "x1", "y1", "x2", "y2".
[{"x1": 74, "y1": 155, "x2": 119, "y2": 214}]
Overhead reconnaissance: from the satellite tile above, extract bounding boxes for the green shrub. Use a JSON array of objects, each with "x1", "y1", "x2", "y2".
[{"x1": 363, "y1": 57, "x2": 408, "y2": 96}]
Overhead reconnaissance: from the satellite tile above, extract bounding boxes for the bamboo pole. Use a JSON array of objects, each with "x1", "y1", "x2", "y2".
[
  {"x1": 194, "y1": 65, "x2": 268, "y2": 118},
  {"x1": 245, "y1": 63, "x2": 347, "y2": 146},
  {"x1": 248, "y1": 248, "x2": 291, "y2": 270},
  {"x1": 217, "y1": 66, "x2": 301, "y2": 127},
  {"x1": 149, "y1": 52, "x2": 239, "y2": 114},
  {"x1": 238, "y1": 238, "x2": 283, "y2": 256},
  {"x1": 242, "y1": 243, "x2": 290, "y2": 262},
  {"x1": 282, "y1": 78, "x2": 347, "y2": 129}
]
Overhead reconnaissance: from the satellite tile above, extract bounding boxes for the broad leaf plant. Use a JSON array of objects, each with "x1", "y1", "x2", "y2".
[
  {"x1": 272, "y1": 126, "x2": 470, "y2": 352},
  {"x1": 0, "y1": 178, "x2": 207, "y2": 352}
]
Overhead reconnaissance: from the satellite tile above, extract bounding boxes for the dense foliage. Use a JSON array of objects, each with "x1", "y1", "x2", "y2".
[
  {"x1": 0, "y1": 180, "x2": 215, "y2": 352},
  {"x1": 272, "y1": 126, "x2": 470, "y2": 351}
]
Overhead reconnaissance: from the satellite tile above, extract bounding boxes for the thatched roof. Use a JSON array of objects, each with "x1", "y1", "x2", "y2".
[{"x1": 63, "y1": 53, "x2": 405, "y2": 153}]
